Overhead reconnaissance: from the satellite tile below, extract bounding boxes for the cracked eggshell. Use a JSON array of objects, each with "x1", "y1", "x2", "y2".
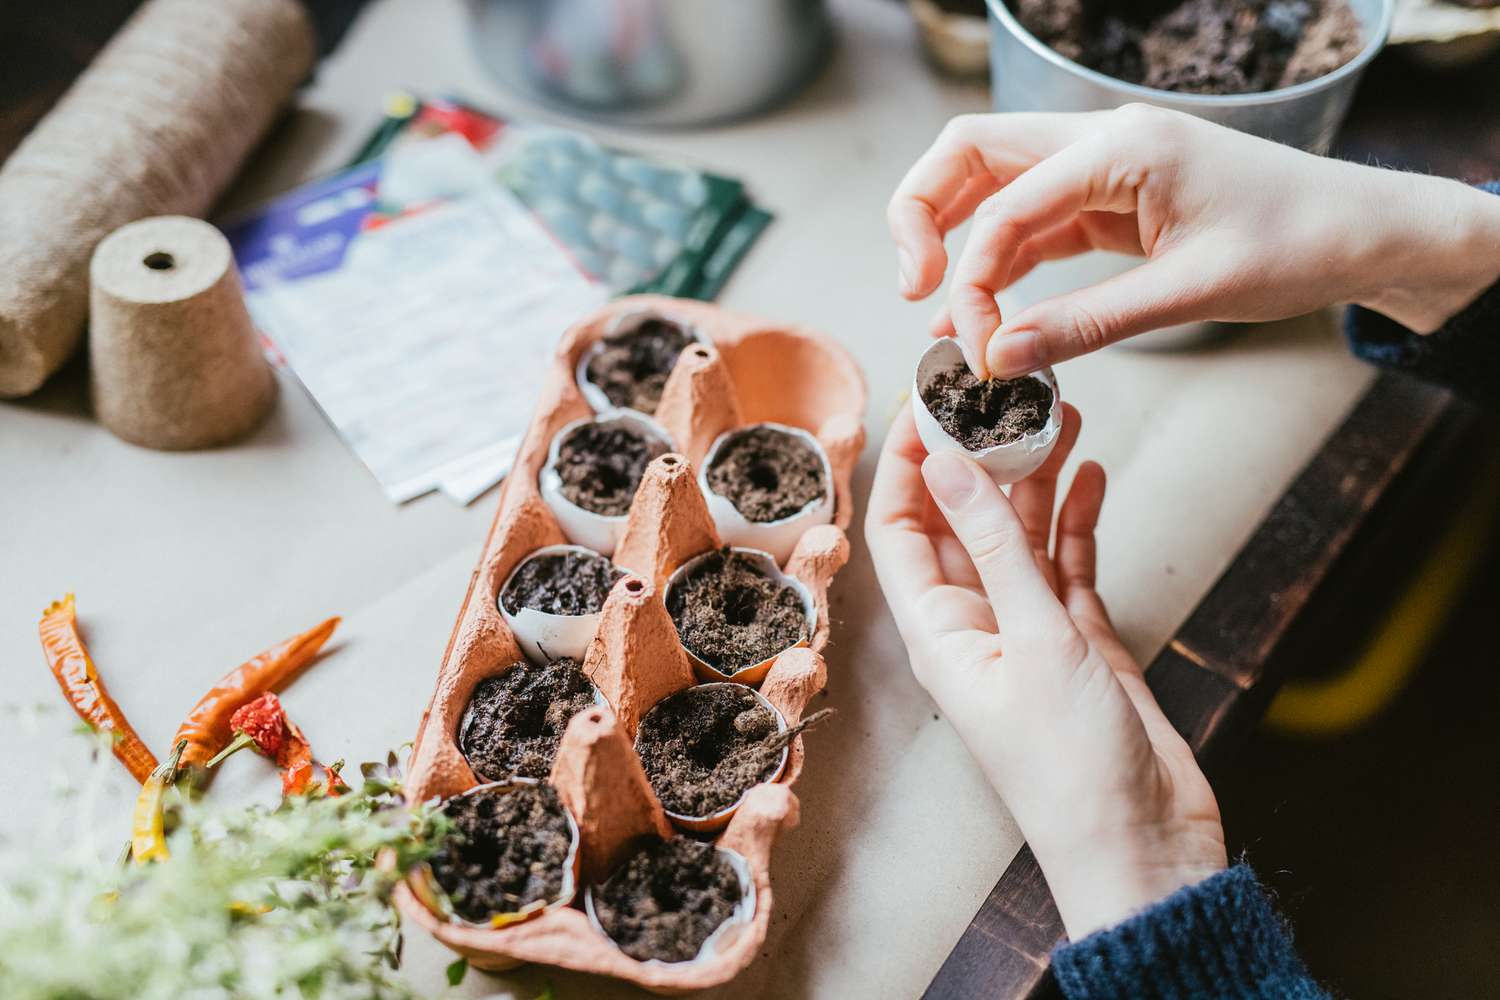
[
  {"x1": 912, "y1": 337, "x2": 1062, "y2": 486},
  {"x1": 410, "y1": 777, "x2": 582, "y2": 930},
  {"x1": 650, "y1": 684, "x2": 789, "y2": 834},
  {"x1": 698, "y1": 423, "x2": 835, "y2": 566},
  {"x1": 664, "y1": 548, "x2": 817, "y2": 687},
  {"x1": 574, "y1": 309, "x2": 713, "y2": 415},
  {"x1": 539, "y1": 411, "x2": 675, "y2": 556},
  {"x1": 584, "y1": 844, "x2": 757, "y2": 968},
  {"x1": 499, "y1": 545, "x2": 631, "y2": 663}
]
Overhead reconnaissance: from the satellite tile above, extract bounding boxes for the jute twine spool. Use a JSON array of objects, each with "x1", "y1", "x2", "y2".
[
  {"x1": 0, "y1": 0, "x2": 314, "y2": 398},
  {"x1": 89, "y1": 216, "x2": 275, "y2": 450}
]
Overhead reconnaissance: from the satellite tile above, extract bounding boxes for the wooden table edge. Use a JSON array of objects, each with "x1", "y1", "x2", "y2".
[{"x1": 923, "y1": 370, "x2": 1465, "y2": 1000}]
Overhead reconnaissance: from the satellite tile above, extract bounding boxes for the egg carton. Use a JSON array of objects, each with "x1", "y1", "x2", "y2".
[{"x1": 398, "y1": 295, "x2": 867, "y2": 993}]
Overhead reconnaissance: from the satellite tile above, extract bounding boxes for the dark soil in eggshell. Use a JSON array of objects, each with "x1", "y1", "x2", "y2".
[
  {"x1": 555, "y1": 420, "x2": 669, "y2": 517},
  {"x1": 585, "y1": 318, "x2": 696, "y2": 414},
  {"x1": 459, "y1": 659, "x2": 597, "y2": 781},
  {"x1": 706, "y1": 426, "x2": 827, "y2": 523},
  {"x1": 635, "y1": 685, "x2": 784, "y2": 817},
  {"x1": 921, "y1": 364, "x2": 1053, "y2": 450},
  {"x1": 1011, "y1": 0, "x2": 1364, "y2": 95},
  {"x1": 592, "y1": 838, "x2": 744, "y2": 963},
  {"x1": 666, "y1": 549, "x2": 809, "y2": 675},
  {"x1": 428, "y1": 782, "x2": 574, "y2": 923},
  {"x1": 502, "y1": 549, "x2": 624, "y2": 617}
]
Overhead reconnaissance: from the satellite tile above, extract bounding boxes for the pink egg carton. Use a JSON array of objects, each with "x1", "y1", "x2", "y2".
[{"x1": 398, "y1": 295, "x2": 867, "y2": 993}]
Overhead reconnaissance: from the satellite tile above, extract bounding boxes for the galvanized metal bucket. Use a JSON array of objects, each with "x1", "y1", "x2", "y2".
[{"x1": 465, "y1": 0, "x2": 833, "y2": 128}]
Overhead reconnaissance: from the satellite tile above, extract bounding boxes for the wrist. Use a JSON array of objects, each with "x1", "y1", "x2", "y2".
[
  {"x1": 1350, "y1": 171, "x2": 1500, "y2": 333},
  {"x1": 1030, "y1": 817, "x2": 1228, "y2": 941}
]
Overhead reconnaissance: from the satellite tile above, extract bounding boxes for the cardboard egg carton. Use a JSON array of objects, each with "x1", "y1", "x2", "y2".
[{"x1": 397, "y1": 295, "x2": 866, "y2": 993}]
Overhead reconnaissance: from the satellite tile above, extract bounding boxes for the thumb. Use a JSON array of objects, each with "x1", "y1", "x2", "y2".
[{"x1": 985, "y1": 254, "x2": 1217, "y2": 378}]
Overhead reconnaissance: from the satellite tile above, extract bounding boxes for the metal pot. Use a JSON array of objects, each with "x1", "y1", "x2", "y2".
[
  {"x1": 984, "y1": 0, "x2": 1395, "y2": 348},
  {"x1": 465, "y1": 0, "x2": 833, "y2": 128}
]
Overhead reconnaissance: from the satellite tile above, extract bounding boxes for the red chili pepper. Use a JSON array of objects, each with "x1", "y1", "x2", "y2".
[{"x1": 207, "y1": 693, "x2": 340, "y2": 796}]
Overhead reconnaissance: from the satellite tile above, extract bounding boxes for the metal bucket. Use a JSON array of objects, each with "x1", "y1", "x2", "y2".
[
  {"x1": 984, "y1": 0, "x2": 1394, "y2": 348},
  {"x1": 465, "y1": 0, "x2": 833, "y2": 128}
]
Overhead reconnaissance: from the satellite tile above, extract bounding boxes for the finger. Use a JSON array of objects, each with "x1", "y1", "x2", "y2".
[
  {"x1": 1010, "y1": 402, "x2": 1081, "y2": 570},
  {"x1": 986, "y1": 251, "x2": 1220, "y2": 378},
  {"x1": 1055, "y1": 460, "x2": 1107, "y2": 611},
  {"x1": 921, "y1": 450, "x2": 1072, "y2": 638},
  {"x1": 866, "y1": 405, "x2": 948, "y2": 640},
  {"x1": 929, "y1": 305, "x2": 956, "y2": 340},
  {"x1": 889, "y1": 113, "x2": 1097, "y2": 302},
  {"x1": 950, "y1": 135, "x2": 1147, "y2": 376}
]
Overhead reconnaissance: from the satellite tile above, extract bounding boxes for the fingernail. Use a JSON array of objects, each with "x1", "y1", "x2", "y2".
[
  {"x1": 987, "y1": 329, "x2": 1042, "y2": 379},
  {"x1": 923, "y1": 452, "x2": 978, "y2": 509},
  {"x1": 898, "y1": 248, "x2": 918, "y2": 296}
]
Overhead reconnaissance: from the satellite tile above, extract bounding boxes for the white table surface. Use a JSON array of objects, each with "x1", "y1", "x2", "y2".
[{"x1": 0, "y1": 1, "x2": 1375, "y2": 997}]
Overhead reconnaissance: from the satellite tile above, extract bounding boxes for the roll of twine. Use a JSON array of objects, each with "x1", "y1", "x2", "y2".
[
  {"x1": 89, "y1": 215, "x2": 275, "y2": 450},
  {"x1": 0, "y1": 0, "x2": 315, "y2": 398}
]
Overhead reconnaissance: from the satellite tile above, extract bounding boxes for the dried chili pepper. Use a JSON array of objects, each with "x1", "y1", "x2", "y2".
[
  {"x1": 39, "y1": 594, "x2": 158, "y2": 782},
  {"x1": 208, "y1": 693, "x2": 344, "y2": 797},
  {"x1": 174, "y1": 617, "x2": 339, "y2": 772},
  {"x1": 130, "y1": 739, "x2": 186, "y2": 864}
]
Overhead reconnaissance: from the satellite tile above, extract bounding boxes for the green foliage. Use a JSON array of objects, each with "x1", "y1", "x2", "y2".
[{"x1": 0, "y1": 751, "x2": 448, "y2": 1000}]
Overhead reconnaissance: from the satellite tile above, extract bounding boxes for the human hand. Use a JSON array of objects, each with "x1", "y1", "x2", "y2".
[
  {"x1": 865, "y1": 403, "x2": 1226, "y2": 939},
  {"x1": 888, "y1": 105, "x2": 1500, "y2": 378}
]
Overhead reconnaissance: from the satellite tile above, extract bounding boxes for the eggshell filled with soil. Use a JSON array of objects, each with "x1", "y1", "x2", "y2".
[
  {"x1": 699, "y1": 423, "x2": 835, "y2": 565},
  {"x1": 584, "y1": 838, "x2": 757, "y2": 967},
  {"x1": 664, "y1": 547, "x2": 817, "y2": 686},
  {"x1": 575, "y1": 310, "x2": 711, "y2": 416},
  {"x1": 499, "y1": 544, "x2": 631, "y2": 662},
  {"x1": 634, "y1": 683, "x2": 790, "y2": 833},
  {"x1": 411, "y1": 778, "x2": 581, "y2": 930},
  {"x1": 912, "y1": 337, "x2": 1062, "y2": 486},
  {"x1": 540, "y1": 411, "x2": 675, "y2": 555}
]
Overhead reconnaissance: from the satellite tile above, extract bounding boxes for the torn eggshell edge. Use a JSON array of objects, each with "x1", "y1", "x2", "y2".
[
  {"x1": 409, "y1": 777, "x2": 582, "y2": 930},
  {"x1": 911, "y1": 337, "x2": 1062, "y2": 486},
  {"x1": 574, "y1": 308, "x2": 714, "y2": 416},
  {"x1": 539, "y1": 411, "x2": 676, "y2": 556},
  {"x1": 646, "y1": 684, "x2": 790, "y2": 834},
  {"x1": 698, "y1": 423, "x2": 836, "y2": 566},
  {"x1": 664, "y1": 547, "x2": 817, "y2": 687},
  {"x1": 583, "y1": 844, "x2": 758, "y2": 969},
  {"x1": 499, "y1": 544, "x2": 630, "y2": 663}
]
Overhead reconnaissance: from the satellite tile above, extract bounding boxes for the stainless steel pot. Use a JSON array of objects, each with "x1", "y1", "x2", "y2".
[
  {"x1": 984, "y1": 0, "x2": 1394, "y2": 348},
  {"x1": 465, "y1": 0, "x2": 833, "y2": 128}
]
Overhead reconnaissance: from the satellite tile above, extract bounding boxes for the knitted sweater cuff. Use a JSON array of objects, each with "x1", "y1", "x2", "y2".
[
  {"x1": 1050, "y1": 865, "x2": 1329, "y2": 1000},
  {"x1": 1344, "y1": 181, "x2": 1500, "y2": 407}
]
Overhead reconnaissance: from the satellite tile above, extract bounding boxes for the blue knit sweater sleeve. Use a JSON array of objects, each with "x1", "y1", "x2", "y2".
[
  {"x1": 1050, "y1": 864, "x2": 1330, "y2": 1000},
  {"x1": 1344, "y1": 181, "x2": 1500, "y2": 406}
]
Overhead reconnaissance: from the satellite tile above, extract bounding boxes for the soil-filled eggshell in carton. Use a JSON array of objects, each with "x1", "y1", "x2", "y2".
[
  {"x1": 499, "y1": 544, "x2": 632, "y2": 663},
  {"x1": 540, "y1": 411, "x2": 675, "y2": 556},
  {"x1": 399, "y1": 296, "x2": 864, "y2": 993},
  {"x1": 700, "y1": 422, "x2": 836, "y2": 565},
  {"x1": 913, "y1": 336, "x2": 1062, "y2": 486}
]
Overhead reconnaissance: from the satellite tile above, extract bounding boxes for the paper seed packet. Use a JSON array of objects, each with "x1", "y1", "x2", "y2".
[{"x1": 221, "y1": 94, "x2": 771, "y2": 505}]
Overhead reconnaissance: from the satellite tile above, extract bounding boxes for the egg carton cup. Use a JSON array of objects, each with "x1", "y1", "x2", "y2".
[{"x1": 398, "y1": 295, "x2": 866, "y2": 993}]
